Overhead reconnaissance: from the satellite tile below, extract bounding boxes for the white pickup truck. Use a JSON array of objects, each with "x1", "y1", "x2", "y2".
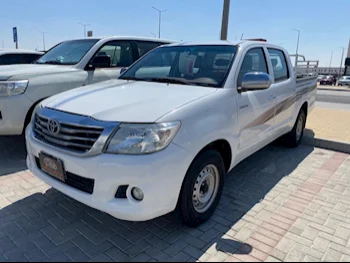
[
  {"x1": 0, "y1": 37, "x2": 173, "y2": 135},
  {"x1": 26, "y1": 41, "x2": 317, "y2": 227}
]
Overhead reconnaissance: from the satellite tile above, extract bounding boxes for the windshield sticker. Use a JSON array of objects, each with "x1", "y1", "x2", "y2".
[{"x1": 179, "y1": 53, "x2": 197, "y2": 76}]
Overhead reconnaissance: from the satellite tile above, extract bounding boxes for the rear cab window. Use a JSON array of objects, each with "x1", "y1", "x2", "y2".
[{"x1": 267, "y1": 48, "x2": 290, "y2": 82}]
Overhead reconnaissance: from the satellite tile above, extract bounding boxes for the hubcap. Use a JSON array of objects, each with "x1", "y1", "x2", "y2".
[
  {"x1": 192, "y1": 164, "x2": 220, "y2": 213},
  {"x1": 296, "y1": 114, "x2": 304, "y2": 141}
]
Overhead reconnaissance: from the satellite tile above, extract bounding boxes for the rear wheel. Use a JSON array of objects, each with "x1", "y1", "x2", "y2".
[
  {"x1": 176, "y1": 150, "x2": 225, "y2": 228},
  {"x1": 283, "y1": 109, "x2": 306, "y2": 148}
]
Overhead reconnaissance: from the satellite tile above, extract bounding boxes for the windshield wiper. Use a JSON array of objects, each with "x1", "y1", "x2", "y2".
[
  {"x1": 142, "y1": 77, "x2": 192, "y2": 85},
  {"x1": 120, "y1": 77, "x2": 143, "y2": 81},
  {"x1": 120, "y1": 76, "x2": 195, "y2": 85},
  {"x1": 36, "y1": 60, "x2": 65, "y2": 65}
]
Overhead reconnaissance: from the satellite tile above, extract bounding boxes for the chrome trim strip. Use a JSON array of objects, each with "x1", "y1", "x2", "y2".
[
  {"x1": 34, "y1": 123, "x2": 97, "y2": 142},
  {"x1": 34, "y1": 128, "x2": 92, "y2": 150},
  {"x1": 33, "y1": 107, "x2": 119, "y2": 157}
]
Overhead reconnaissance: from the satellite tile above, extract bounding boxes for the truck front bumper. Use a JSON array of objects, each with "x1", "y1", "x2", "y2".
[
  {"x1": 0, "y1": 95, "x2": 32, "y2": 135},
  {"x1": 26, "y1": 125, "x2": 191, "y2": 221}
]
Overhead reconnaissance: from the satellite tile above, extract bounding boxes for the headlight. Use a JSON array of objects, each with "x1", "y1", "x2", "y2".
[
  {"x1": 106, "y1": 122, "x2": 181, "y2": 154},
  {"x1": 0, "y1": 80, "x2": 29, "y2": 97}
]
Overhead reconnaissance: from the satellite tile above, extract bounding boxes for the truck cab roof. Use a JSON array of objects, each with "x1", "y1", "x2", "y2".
[
  {"x1": 61, "y1": 36, "x2": 177, "y2": 45},
  {"x1": 166, "y1": 40, "x2": 288, "y2": 51}
]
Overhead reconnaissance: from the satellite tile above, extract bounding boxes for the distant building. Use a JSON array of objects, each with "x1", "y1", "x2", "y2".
[{"x1": 317, "y1": 67, "x2": 345, "y2": 76}]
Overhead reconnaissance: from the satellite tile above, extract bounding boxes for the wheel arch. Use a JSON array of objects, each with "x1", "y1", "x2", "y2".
[{"x1": 22, "y1": 98, "x2": 47, "y2": 133}]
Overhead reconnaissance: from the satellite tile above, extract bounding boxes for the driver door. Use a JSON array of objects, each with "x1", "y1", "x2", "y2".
[
  {"x1": 236, "y1": 47, "x2": 276, "y2": 159},
  {"x1": 86, "y1": 41, "x2": 134, "y2": 85}
]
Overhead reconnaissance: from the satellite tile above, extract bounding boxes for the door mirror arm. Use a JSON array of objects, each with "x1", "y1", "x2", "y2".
[{"x1": 85, "y1": 63, "x2": 96, "y2": 71}]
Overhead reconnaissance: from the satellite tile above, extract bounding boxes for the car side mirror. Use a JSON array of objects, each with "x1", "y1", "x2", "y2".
[
  {"x1": 89, "y1": 55, "x2": 111, "y2": 69},
  {"x1": 239, "y1": 72, "x2": 272, "y2": 92},
  {"x1": 120, "y1": 67, "x2": 128, "y2": 75}
]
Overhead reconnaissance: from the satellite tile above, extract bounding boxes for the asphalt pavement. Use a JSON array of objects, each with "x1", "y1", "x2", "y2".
[{"x1": 316, "y1": 89, "x2": 350, "y2": 110}]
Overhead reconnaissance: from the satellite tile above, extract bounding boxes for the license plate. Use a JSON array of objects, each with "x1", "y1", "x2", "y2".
[{"x1": 39, "y1": 152, "x2": 66, "y2": 182}]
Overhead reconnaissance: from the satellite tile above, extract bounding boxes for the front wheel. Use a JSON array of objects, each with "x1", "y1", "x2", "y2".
[
  {"x1": 176, "y1": 150, "x2": 225, "y2": 227},
  {"x1": 283, "y1": 109, "x2": 306, "y2": 148}
]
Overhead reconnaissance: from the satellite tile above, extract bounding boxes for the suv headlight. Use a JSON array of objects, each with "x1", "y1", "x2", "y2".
[
  {"x1": 0, "y1": 80, "x2": 29, "y2": 97},
  {"x1": 106, "y1": 122, "x2": 181, "y2": 154}
]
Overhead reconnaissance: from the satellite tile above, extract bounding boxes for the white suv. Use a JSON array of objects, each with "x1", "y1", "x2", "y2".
[{"x1": 0, "y1": 37, "x2": 174, "y2": 135}]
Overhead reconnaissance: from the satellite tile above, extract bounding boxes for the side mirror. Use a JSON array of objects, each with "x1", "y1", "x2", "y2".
[
  {"x1": 240, "y1": 72, "x2": 272, "y2": 92},
  {"x1": 120, "y1": 67, "x2": 128, "y2": 75},
  {"x1": 89, "y1": 55, "x2": 111, "y2": 69}
]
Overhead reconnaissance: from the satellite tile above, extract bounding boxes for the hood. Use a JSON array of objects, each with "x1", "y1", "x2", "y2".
[
  {"x1": 0, "y1": 64, "x2": 75, "y2": 80},
  {"x1": 42, "y1": 79, "x2": 217, "y2": 122}
]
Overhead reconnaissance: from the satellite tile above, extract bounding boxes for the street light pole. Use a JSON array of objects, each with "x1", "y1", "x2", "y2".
[
  {"x1": 40, "y1": 31, "x2": 48, "y2": 51},
  {"x1": 152, "y1": 7, "x2": 166, "y2": 39},
  {"x1": 78, "y1": 23, "x2": 91, "y2": 38},
  {"x1": 329, "y1": 50, "x2": 334, "y2": 73},
  {"x1": 293, "y1": 29, "x2": 300, "y2": 68},
  {"x1": 339, "y1": 47, "x2": 346, "y2": 77},
  {"x1": 220, "y1": 0, "x2": 231, "y2": 40}
]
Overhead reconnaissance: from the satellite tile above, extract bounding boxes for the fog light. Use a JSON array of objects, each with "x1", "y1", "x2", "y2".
[{"x1": 131, "y1": 187, "x2": 144, "y2": 201}]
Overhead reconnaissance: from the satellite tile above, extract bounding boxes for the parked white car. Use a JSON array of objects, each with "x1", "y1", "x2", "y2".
[
  {"x1": 26, "y1": 41, "x2": 317, "y2": 227},
  {"x1": 338, "y1": 76, "x2": 350, "y2": 86},
  {"x1": 0, "y1": 37, "x2": 174, "y2": 135},
  {"x1": 0, "y1": 49, "x2": 43, "y2": 66}
]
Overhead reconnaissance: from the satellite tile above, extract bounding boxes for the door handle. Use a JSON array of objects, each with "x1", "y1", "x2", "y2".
[{"x1": 268, "y1": 94, "x2": 276, "y2": 101}]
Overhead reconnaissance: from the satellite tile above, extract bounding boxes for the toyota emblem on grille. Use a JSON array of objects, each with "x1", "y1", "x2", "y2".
[{"x1": 48, "y1": 119, "x2": 60, "y2": 135}]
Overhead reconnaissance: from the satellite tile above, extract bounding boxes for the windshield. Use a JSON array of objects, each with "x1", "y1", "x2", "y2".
[
  {"x1": 119, "y1": 45, "x2": 238, "y2": 88},
  {"x1": 35, "y1": 39, "x2": 99, "y2": 65}
]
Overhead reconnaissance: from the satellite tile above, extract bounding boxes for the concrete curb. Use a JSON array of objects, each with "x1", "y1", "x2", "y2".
[{"x1": 303, "y1": 132, "x2": 350, "y2": 154}]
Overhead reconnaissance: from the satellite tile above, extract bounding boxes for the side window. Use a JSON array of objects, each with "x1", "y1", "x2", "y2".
[
  {"x1": 134, "y1": 50, "x2": 176, "y2": 78},
  {"x1": 20, "y1": 54, "x2": 41, "y2": 64},
  {"x1": 237, "y1": 48, "x2": 268, "y2": 87},
  {"x1": 0, "y1": 54, "x2": 22, "y2": 65},
  {"x1": 268, "y1": 48, "x2": 289, "y2": 82},
  {"x1": 136, "y1": 41, "x2": 161, "y2": 58},
  {"x1": 93, "y1": 41, "x2": 133, "y2": 68}
]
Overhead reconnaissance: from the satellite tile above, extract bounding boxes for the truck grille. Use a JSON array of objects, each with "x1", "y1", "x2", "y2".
[{"x1": 33, "y1": 114, "x2": 104, "y2": 153}]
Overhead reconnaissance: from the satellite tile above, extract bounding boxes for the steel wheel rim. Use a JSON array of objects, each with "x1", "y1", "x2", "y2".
[
  {"x1": 296, "y1": 114, "x2": 304, "y2": 141},
  {"x1": 192, "y1": 164, "x2": 220, "y2": 213}
]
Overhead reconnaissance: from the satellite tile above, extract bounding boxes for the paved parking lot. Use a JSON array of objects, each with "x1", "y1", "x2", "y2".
[{"x1": 1, "y1": 136, "x2": 350, "y2": 262}]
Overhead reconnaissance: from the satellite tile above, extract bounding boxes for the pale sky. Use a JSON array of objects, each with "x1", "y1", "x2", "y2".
[{"x1": 0, "y1": 0, "x2": 349, "y2": 67}]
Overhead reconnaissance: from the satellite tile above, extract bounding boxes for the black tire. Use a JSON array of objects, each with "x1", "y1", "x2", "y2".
[
  {"x1": 283, "y1": 109, "x2": 307, "y2": 148},
  {"x1": 176, "y1": 150, "x2": 225, "y2": 228}
]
